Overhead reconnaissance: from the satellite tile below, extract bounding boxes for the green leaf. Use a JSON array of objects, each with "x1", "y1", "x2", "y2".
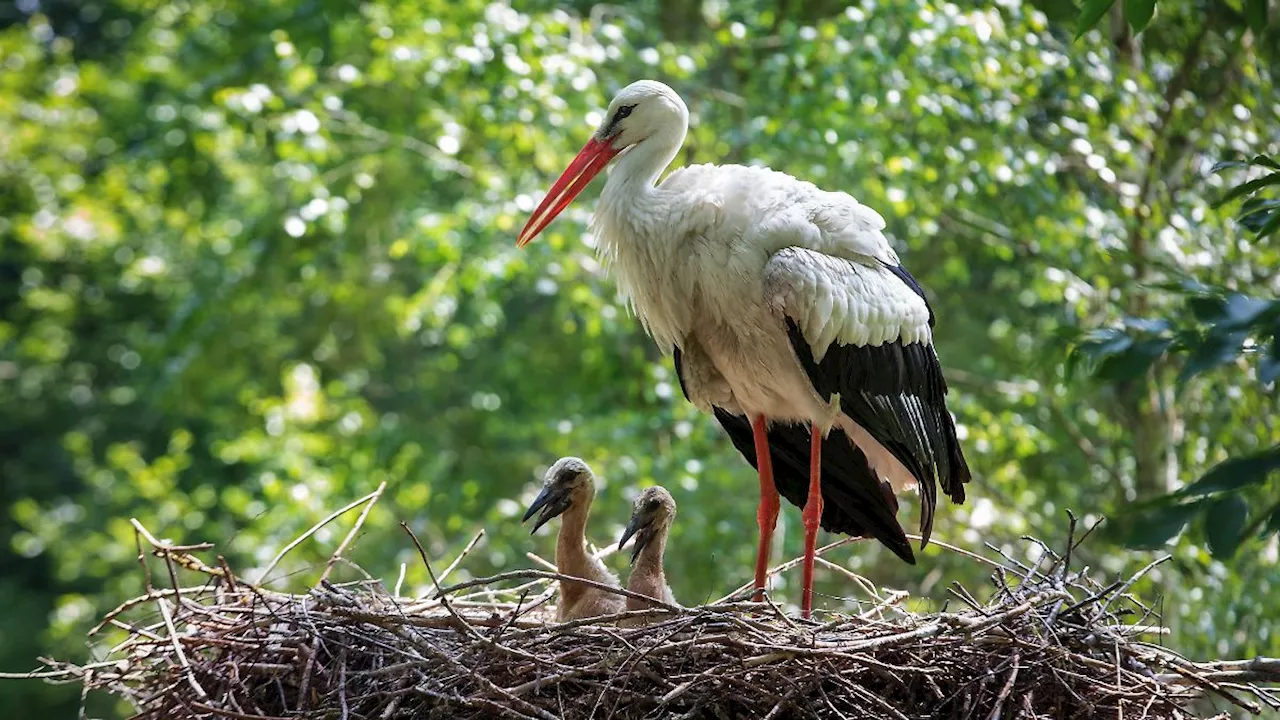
[
  {"x1": 1204, "y1": 495, "x2": 1249, "y2": 558},
  {"x1": 1187, "y1": 295, "x2": 1227, "y2": 322},
  {"x1": 1075, "y1": 0, "x2": 1117, "y2": 39},
  {"x1": 1124, "y1": 0, "x2": 1156, "y2": 32},
  {"x1": 1263, "y1": 337, "x2": 1280, "y2": 385},
  {"x1": 1238, "y1": 198, "x2": 1280, "y2": 233},
  {"x1": 1261, "y1": 355, "x2": 1280, "y2": 385},
  {"x1": 1179, "y1": 331, "x2": 1245, "y2": 381},
  {"x1": 1178, "y1": 445, "x2": 1280, "y2": 498},
  {"x1": 1077, "y1": 328, "x2": 1133, "y2": 358},
  {"x1": 1255, "y1": 204, "x2": 1280, "y2": 240},
  {"x1": 1266, "y1": 504, "x2": 1280, "y2": 537},
  {"x1": 1211, "y1": 155, "x2": 1280, "y2": 174},
  {"x1": 1214, "y1": 172, "x2": 1280, "y2": 208},
  {"x1": 1123, "y1": 317, "x2": 1172, "y2": 334},
  {"x1": 1094, "y1": 337, "x2": 1172, "y2": 380},
  {"x1": 1145, "y1": 278, "x2": 1212, "y2": 294},
  {"x1": 1218, "y1": 294, "x2": 1277, "y2": 330},
  {"x1": 1246, "y1": 0, "x2": 1268, "y2": 33},
  {"x1": 1123, "y1": 502, "x2": 1202, "y2": 549}
]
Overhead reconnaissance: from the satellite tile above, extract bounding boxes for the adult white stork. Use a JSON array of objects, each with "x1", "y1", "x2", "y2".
[{"x1": 517, "y1": 80, "x2": 970, "y2": 618}]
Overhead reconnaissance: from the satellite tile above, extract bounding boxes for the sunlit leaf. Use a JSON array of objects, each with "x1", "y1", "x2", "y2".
[
  {"x1": 1214, "y1": 172, "x2": 1280, "y2": 208},
  {"x1": 1210, "y1": 155, "x2": 1280, "y2": 174}
]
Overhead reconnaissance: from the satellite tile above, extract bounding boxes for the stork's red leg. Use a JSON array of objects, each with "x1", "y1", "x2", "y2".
[
  {"x1": 751, "y1": 415, "x2": 780, "y2": 602},
  {"x1": 800, "y1": 422, "x2": 824, "y2": 618}
]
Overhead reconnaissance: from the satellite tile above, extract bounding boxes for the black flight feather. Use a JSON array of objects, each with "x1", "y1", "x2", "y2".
[{"x1": 783, "y1": 316, "x2": 970, "y2": 545}]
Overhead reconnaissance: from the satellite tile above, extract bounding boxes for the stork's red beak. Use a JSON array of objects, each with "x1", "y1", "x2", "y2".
[{"x1": 516, "y1": 137, "x2": 620, "y2": 247}]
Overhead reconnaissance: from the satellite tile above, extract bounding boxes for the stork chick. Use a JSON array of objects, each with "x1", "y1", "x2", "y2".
[
  {"x1": 522, "y1": 457, "x2": 625, "y2": 621},
  {"x1": 617, "y1": 486, "x2": 679, "y2": 613}
]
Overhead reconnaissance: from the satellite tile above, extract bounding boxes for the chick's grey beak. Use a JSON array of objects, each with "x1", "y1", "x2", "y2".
[
  {"x1": 522, "y1": 485, "x2": 571, "y2": 534},
  {"x1": 618, "y1": 513, "x2": 652, "y2": 565}
]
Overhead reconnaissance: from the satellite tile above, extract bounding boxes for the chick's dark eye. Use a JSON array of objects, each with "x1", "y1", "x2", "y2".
[{"x1": 646, "y1": 498, "x2": 660, "y2": 511}]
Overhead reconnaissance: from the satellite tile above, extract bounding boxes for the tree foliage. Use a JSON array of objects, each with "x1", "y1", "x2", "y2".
[
  {"x1": 1069, "y1": 0, "x2": 1280, "y2": 566},
  {"x1": 0, "y1": 0, "x2": 1277, "y2": 716}
]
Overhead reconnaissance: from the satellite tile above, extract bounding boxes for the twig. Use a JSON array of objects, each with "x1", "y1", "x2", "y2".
[
  {"x1": 129, "y1": 520, "x2": 208, "y2": 701},
  {"x1": 713, "y1": 537, "x2": 861, "y2": 603},
  {"x1": 392, "y1": 563, "x2": 407, "y2": 598},
  {"x1": 1101, "y1": 555, "x2": 1170, "y2": 614},
  {"x1": 257, "y1": 488, "x2": 386, "y2": 584},
  {"x1": 438, "y1": 529, "x2": 486, "y2": 585},
  {"x1": 985, "y1": 650, "x2": 1020, "y2": 720},
  {"x1": 434, "y1": 568, "x2": 682, "y2": 612},
  {"x1": 319, "y1": 481, "x2": 386, "y2": 584},
  {"x1": 400, "y1": 522, "x2": 481, "y2": 641}
]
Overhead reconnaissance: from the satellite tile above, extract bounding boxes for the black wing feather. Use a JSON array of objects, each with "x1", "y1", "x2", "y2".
[{"x1": 784, "y1": 314, "x2": 969, "y2": 545}]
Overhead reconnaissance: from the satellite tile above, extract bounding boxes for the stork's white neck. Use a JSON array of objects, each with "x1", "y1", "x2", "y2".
[
  {"x1": 592, "y1": 116, "x2": 691, "y2": 352},
  {"x1": 600, "y1": 118, "x2": 686, "y2": 205}
]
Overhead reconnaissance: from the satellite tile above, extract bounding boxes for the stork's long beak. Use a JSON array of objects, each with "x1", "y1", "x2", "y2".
[
  {"x1": 617, "y1": 511, "x2": 654, "y2": 565},
  {"x1": 521, "y1": 485, "x2": 573, "y2": 534},
  {"x1": 516, "y1": 137, "x2": 620, "y2": 247}
]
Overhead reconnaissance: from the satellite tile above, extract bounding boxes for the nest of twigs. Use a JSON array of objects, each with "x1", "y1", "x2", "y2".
[{"x1": 20, "y1": 490, "x2": 1280, "y2": 719}]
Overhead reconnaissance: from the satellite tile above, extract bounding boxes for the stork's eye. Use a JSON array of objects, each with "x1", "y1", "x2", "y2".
[{"x1": 615, "y1": 105, "x2": 635, "y2": 122}]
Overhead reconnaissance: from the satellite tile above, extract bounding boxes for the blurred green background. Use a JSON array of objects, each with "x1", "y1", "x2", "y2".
[{"x1": 2, "y1": 0, "x2": 1278, "y2": 716}]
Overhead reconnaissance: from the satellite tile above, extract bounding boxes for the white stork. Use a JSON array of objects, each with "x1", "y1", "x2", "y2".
[{"x1": 517, "y1": 80, "x2": 970, "y2": 618}]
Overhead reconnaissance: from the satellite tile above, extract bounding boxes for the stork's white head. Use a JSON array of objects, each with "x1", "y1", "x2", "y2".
[
  {"x1": 516, "y1": 80, "x2": 688, "y2": 247},
  {"x1": 594, "y1": 80, "x2": 689, "y2": 152}
]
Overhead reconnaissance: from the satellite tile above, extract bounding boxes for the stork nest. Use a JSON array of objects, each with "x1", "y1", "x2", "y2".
[{"x1": 18, "y1": 493, "x2": 1280, "y2": 720}]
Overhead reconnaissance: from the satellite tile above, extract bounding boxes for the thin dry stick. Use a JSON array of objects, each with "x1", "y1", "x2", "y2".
[
  {"x1": 257, "y1": 488, "x2": 386, "y2": 584},
  {"x1": 400, "y1": 521, "x2": 483, "y2": 641},
  {"x1": 130, "y1": 521, "x2": 208, "y2": 701},
  {"x1": 525, "y1": 551, "x2": 557, "y2": 571},
  {"x1": 814, "y1": 557, "x2": 883, "y2": 602},
  {"x1": 713, "y1": 537, "x2": 861, "y2": 603},
  {"x1": 1100, "y1": 555, "x2": 1170, "y2": 614},
  {"x1": 984, "y1": 650, "x2": 1020, "y2": 720},
  {"x1": 392, "y1": 563, "x2": 407, "y2": 598},
  {"x1": 437, "y1": 529, "x2": 485, "y2": 585},
  {"x1": 434, "y1": 568, "x2": 682, "y2": 612},
  {"x1": 319, "y1": 481, "x2": 387, "y2": 584}
]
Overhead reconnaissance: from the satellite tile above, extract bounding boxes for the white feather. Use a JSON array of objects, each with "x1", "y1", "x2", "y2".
[{"x1": 763, "y1": 248, "x2": 933, "y2": 356}]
